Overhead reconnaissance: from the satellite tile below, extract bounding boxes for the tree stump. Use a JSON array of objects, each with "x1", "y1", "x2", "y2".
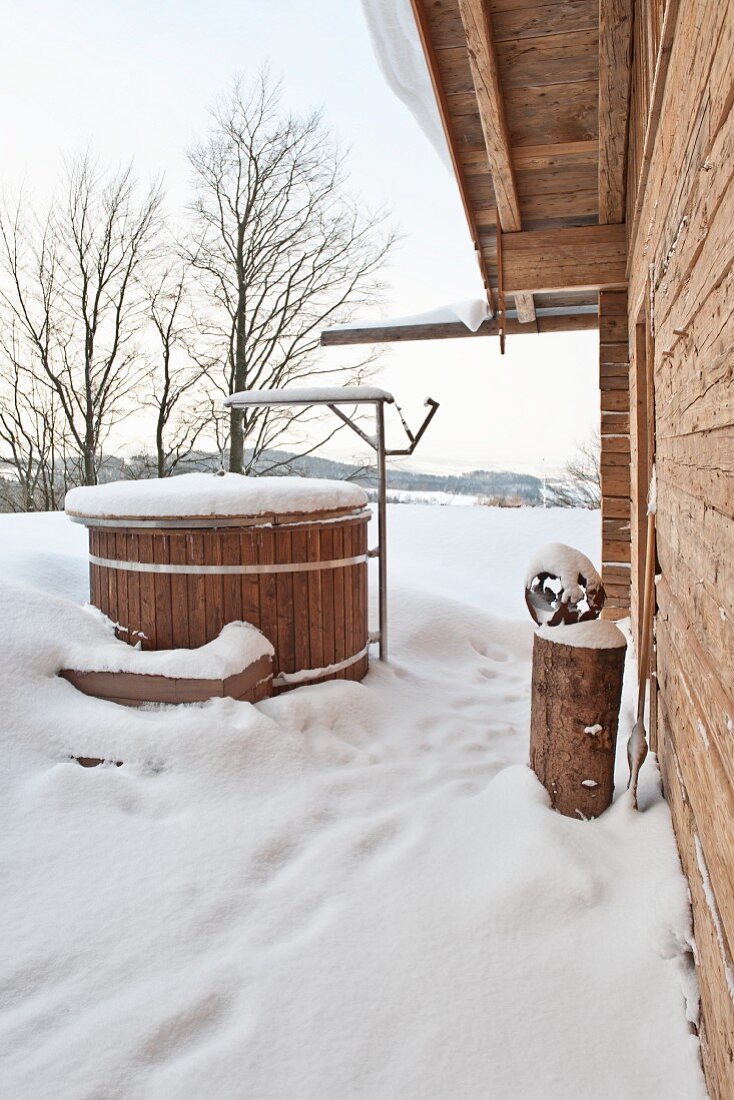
[{"x1": 530, "y1": 620, "x2": 627, "y2": 818}]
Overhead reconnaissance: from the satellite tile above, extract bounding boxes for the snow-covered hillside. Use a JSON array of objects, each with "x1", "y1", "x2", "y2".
[{"x1": 0, "y1": 507, "x2": 706, "y2": 1099}]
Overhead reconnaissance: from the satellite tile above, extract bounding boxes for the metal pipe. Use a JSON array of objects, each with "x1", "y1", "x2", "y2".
[{"x1": 376, "y1": 400, "x2": 388, "y2": 661}]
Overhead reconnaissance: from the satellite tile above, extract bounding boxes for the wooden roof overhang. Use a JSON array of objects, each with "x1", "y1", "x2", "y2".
[{"x1": 323, "y1": 0, "x2": 632, "y2": 348}]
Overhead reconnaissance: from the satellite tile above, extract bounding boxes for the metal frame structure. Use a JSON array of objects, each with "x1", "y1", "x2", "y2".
[{"x1": 224, "y1": 387, "x2": 439, "y2": 661}]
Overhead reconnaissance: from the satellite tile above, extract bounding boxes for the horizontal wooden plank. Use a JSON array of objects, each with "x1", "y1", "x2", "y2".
[
  {"x1": 601, "y1": 411, "x2": 630, "y2": 434},
  {"x1": 653, "y1": 101, "x2": 734, "y2": 348},
  {"x1": 656, "y1": 480, "x2": 734, "y2": 656},
  {"x1": 599, "y1": 343, "x2": 630, "y2": 364},
  {"x1": 601, "y1": 562, "x2": 630, "y2": 584},
  {"x1": 598, "y1": 290, "x2": 628, "y2": 315},
  {"x1": 603, "y1": 516, "x2": 631, "y2": 537},
  {"x1": 600, "y1": 448, "x2": 631, "y2": 467},
  {"x1": 602, "y1": 538, "x2": 631, "y2": 563},
  {"x1": 600, "y1": 361, "x2": 630, "y2": 381},
  {"x1": 600, "y1": 315, "x2": 628, "y2": 341},
  {"x1": 657, "y1": 425, "x2": 734, "y2": 522},
  {"x1": 600, "y1": 388, "x2": 630, "y2": 412},
  {"x1": 601, "y1": 474, "x2": 631, "y2": 500},
  {"x1": 599, "y1": 373, "x2": 629, "y2": 391},
  {"x1": 603, "y1": 580, "x2": 631, "y2": 598},
  {"x1": 600, "y1": 433, "x2": 631, "y2": 453},
  {"x1": 511, "y1": 139, "x2": 598, "y2": 172},
  {"x1": 602, "y1": 605, "x2": 629, "y2": 620},
  {"x1": 498, "y1": 224, "x2": 627, "y2": 293},
  {"x1": 321, "y1": 313, "x2": 597, "y2": 346},
  {"x1": 601, "y1": 494, "x2": 630, "y2": 518},
  {"x1": 657, "y1": 613, "x2": 734, "y2": 960},
  {"x1": 518, "y1": 190, "x2": 598, "y2": 223},
  {"x1": 494, "y1": 0, "x2": 599, "y2": 44},
  {"x1": 655, "y1": 279, "x2": 734, "y2": 440},
  {"x1": 658, "y1": 576, "x2": 734, "y2": 790},
  {"x1": 497, "y1": 29, "x2": 599, "y2": 89},
  {"x1": 504, "y1": 80, "x2": 599, "y2": 145}
]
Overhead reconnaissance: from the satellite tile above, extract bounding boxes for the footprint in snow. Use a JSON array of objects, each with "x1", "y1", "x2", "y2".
[
  {"x1": 469, "y1": 639, "x2": 509, "y2": 662},
  {"x1": 351, "y1": 818, "x2": 404, "y2": 860},
  {"x1": 250, "y1": 835, "x2": 300, "y2": 884},
  {"x1": 141, "y1": 990, "x2": 231, "y2": 1064}
]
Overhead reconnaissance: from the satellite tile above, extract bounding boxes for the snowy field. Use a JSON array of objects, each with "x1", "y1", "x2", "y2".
[{"x1": 0, "y1": 506, "x2": 706, "y2": 1099}]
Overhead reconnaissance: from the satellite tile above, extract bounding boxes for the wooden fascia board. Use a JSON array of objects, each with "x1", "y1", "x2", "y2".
[
  {"x1": 321, "y1": 314, "x2": 598, "y2": 346},
  {"x1": 598, "y1": 0, "x2": 634, "y2": 223},
  {"x1": 499, "y1": 224, "x2": 628, "y2": 294}
]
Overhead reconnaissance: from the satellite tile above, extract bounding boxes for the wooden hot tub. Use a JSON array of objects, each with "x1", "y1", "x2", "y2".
[{"x1": 65, "y1": 474, "x2": 370, "y2": 690}]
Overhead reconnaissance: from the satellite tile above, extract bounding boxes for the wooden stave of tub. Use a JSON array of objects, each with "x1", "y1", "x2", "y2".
[{"x1": 73, "y1": 505, "x2": 370, "y2": 691}]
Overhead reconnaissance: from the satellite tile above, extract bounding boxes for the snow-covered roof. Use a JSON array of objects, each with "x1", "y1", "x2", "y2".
[
  {"x1": 65, "y1": 473, "x2": 368, "y2": 522},
  {"x1": 361, "y1": 0, "x2": 450, "y2": 170},
  {"x1": 326, "y1": 299, "x2": 493, "y2": 336},
  {"x1": 224, "y1": 386, "x2": 395, "y2": 408}
]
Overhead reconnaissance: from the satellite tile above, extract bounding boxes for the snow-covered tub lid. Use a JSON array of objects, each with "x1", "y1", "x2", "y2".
[{"x1": 65, "y1": 473, "x2": 369, "y2": 526}]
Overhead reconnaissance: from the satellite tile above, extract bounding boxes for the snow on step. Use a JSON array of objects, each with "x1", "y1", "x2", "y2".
[{"x1": 66, "y1": 610, "x2": 273, "y2": 679}]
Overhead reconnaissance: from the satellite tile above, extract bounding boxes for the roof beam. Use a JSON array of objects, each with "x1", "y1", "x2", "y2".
[
  {"x1": 321, "y1": 314, "x2": 597, "y2": 347},
  {"x1": 499, "y1": 224, "x2": 627, "y2": 294},
  {"x1": 598, "y1": 0, "x2": 633, "y2": 223},
  {"x1": 456, "y1": 0, "x2": 536, "y2": 324},
  {"x1": 457, "y1": 0, "x2": 521, "y2": 230}
]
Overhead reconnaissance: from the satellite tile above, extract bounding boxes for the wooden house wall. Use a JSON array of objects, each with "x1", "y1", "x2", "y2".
[
  {"x1": 599, "y1": 289, "x2": 631, "y2": 620},
  {"x1": 626, "y1": 1, "x2": 734, "y2": 1094}
]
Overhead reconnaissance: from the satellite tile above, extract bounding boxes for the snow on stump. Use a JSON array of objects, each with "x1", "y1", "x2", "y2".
[
  {"x1": 529, "y1": 620, "x2": 627, "y2": 819},
  {"x1": 65, "y1": 473, "x2": 370, "y2": 691}
]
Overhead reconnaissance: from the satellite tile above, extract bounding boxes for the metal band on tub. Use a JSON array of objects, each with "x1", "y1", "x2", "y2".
[
  {"x1": 88, "y1": 552, "x2": 368, "y2": 575},
  {"x1": 272, "y1": 646, "x2": 370, "y2": 688}
]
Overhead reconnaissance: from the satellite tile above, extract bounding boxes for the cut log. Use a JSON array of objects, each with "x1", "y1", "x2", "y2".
[{"x1": 529, "y1": 621, "x2": 627, "y2": 818}]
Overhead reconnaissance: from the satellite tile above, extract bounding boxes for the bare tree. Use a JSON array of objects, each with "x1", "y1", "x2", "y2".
[
  {"x1": 0, "y1": 330, "x2": 68, "y2": 511},
  {"x1": 186, "y1": 73, "x2": 396, "y2": 474},
  {"x1": 142, "y1": 262, "x2": 210, "y2": 477},
  {"x1": 0, "y1": 156, "x2": 163, "y2": 487},
  {"x1": 547, "y1": 431, "x2": 601, "y2": 508}
]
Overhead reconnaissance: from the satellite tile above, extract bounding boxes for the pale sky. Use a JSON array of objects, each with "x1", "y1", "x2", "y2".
[{"x1": 1, "y1": 0, "x2": 598, "y2": 476}]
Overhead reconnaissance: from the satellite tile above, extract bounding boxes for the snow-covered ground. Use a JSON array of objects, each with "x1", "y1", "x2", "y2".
[{"x1": 0, "y1": 507, "x2": 706, "y2": 1099}]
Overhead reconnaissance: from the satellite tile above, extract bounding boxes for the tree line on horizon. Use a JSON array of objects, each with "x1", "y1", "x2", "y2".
[{"x1": 0, "y1": 72, "x2": 396, "y2": 512}]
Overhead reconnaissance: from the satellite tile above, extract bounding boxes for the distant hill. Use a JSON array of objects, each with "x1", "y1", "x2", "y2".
[
  {"x1": 2, "y1": 448, "x2": 590, "y2": 511},
  {"x1": 111, "y1": 448, "x2": 547, "y2": 506}
]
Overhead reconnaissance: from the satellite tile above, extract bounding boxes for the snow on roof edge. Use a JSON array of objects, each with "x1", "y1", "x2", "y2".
[
  {"x1": 360, "y1": 0, "x2": 451, "y2": 172},
  {"x1": 327, "y1": 299, "x2": 493, "y2": 334}
]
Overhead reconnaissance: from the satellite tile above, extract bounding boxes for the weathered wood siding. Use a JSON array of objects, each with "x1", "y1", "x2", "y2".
[
  {"x1": 626, "y1": 1, "x2": 734, "y2": 1094},
  {"x1": 599, "y1": 289, "x2": 631, "y2": 619}
]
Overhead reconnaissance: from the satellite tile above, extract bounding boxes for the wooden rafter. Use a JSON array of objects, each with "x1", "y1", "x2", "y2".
[
  {"x1": 598, "y1": 0, "x2": 634, "y2": 223},
  {"x1": 456, "y1": 0, "x2": 536, "y2": 325}
]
